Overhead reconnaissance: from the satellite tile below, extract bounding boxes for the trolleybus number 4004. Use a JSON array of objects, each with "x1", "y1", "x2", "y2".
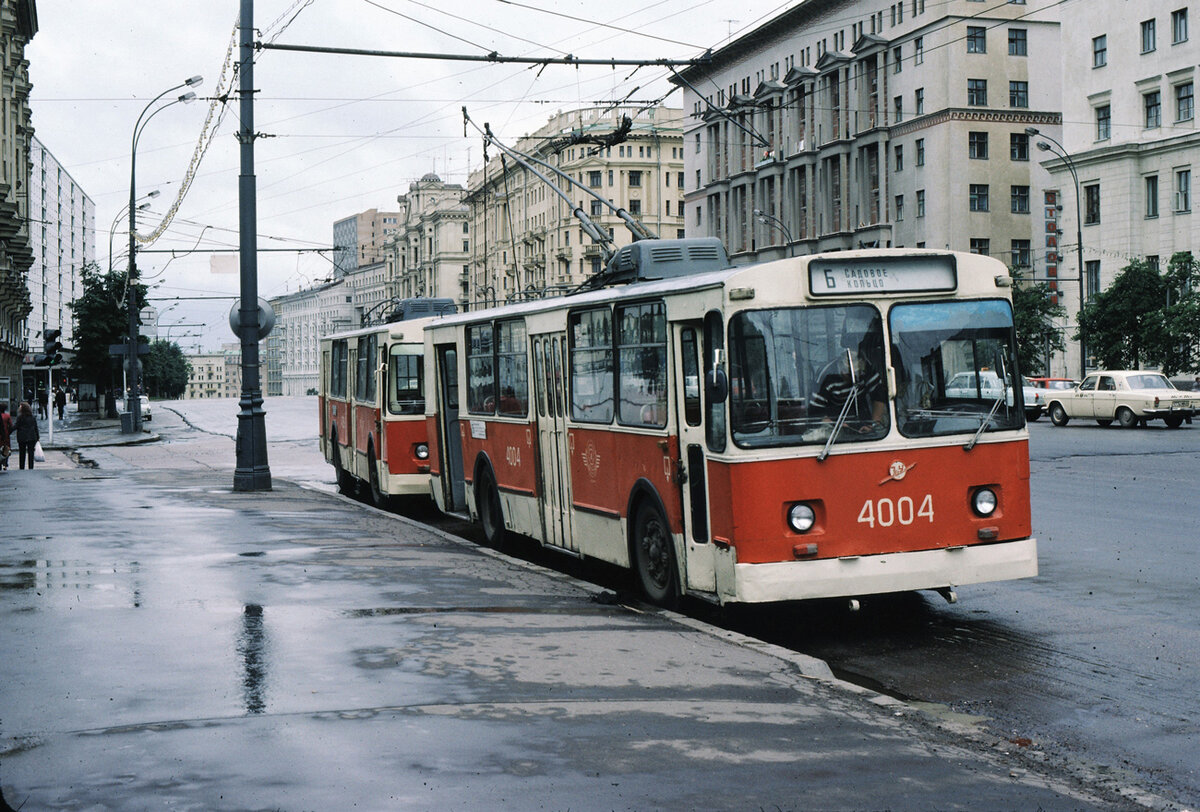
[{"x1": 857, "y1": 495, "x2": 934, "y2": 528}]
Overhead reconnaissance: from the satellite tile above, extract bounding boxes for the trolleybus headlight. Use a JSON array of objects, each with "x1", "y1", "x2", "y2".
[
  {"x1": 972, "y1": 488, "x2": 998, "y2": 517},
  {"x1": 415, "y1": 443, "x2": 430, "y2": 460},
  {"x1": 787, "y1": 503, "x2": 816, "y2": 533}
]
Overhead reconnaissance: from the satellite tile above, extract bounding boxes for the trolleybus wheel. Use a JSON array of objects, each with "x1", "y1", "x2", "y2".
[
  {"x1": 1049, "y1": 403, "x2": 1069, "y2": 426},
  {"x1": 1096, "y1": 419, "x2": 1112, "y2": 427},
  {"x1": 367, "y1": 444, "x2": 388, "y2": 508},
  {"x1": 1116, "y1": 407, "x2": 1138, "y2": 429},
  {"x1": 332, "y1": 434, "x2": 355, "y2": 495},
  {"x1": 632, "y1": 501, "x2": 679, "y2": 608},
  {"x1": 476, "y1": 467, "x2": 508, "y2": 549}
]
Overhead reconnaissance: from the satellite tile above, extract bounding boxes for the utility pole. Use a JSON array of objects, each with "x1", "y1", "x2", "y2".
[{"x1": 234, "y1": 0, "x2": 272, "y2": 491}]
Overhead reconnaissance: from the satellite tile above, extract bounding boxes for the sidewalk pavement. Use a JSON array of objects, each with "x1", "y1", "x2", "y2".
[
  {"x1": 36, "y1": 403, "x2": 160, "y2": 454},
  {"x1": 0, "y1": 415, "x2": 1157, "y2": 810}
]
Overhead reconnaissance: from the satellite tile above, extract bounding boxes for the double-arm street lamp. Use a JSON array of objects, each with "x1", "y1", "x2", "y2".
[
  {"x1": 753, "y1": 208, "x2": 794, "y2": 257},
  {"x1": 124, "y1": 76, "x2": 202, "y2": 433},
  {"x1": 1025, "y1": 126, "x2": 1087, "y2": 381}
]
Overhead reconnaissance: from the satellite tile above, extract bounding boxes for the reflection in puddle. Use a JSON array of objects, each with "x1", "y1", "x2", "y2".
[{"x1": 237, "y1": 604, "x2": 268, "y2": 714}]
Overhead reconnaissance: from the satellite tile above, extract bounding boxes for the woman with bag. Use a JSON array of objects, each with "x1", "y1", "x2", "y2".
[
  {"x1": 14, "y1": 401, "x2": 40, "y2": 470},
  {"x1": 0, "y1": 401, "x2": 11, "y2": 471}
]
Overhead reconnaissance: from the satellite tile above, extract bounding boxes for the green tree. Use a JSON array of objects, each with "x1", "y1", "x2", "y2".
[
  {"x1": 1146, "y1": 252, "x2": 1200, "y2": 376},
  {"x1": 68, "y1": 263, "x2": 149, "y2": 399},
  {"x1": 1011, "y1": 268, "x2": 1066, "y2": 376},
  {"x1": 1076, "y1": 258, "x2": 1166, "y2": 370},
  {"x1": 143, "y1": 340, "x2": 192, "y2": 399}
]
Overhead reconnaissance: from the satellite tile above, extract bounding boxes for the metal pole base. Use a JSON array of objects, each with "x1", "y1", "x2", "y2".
[{"x1": 233, "y1": 389, "x2": 272, "y2": 491}]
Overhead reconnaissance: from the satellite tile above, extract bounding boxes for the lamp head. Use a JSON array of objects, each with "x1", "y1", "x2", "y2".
[
  {"x1": 185, "y1": 75, "x2": 203, "y2": 88},
  {"x1": 1024, "y1": 126, "x2": 1040, "y2": 136},
  {"x1": 1036, "y1": 141, "x2": 1051, "y2": 151},
  {"x1": 146, "y1": 190, "x2": 161, "y2": 199},
  {"x1": 178, "y1": 92, "x2": 198, "y2": 104},
  {"x1": 753, "y1": 208, "x2": 764, "y2": 216}
]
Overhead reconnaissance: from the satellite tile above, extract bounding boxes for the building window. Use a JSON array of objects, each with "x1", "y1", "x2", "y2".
[
  {"x1": 970, "y1": 238, "x2": 990, "y2": 255},
  {"x1": 1142, "y1": 19, "x2": 1157, "y2": 52},
  {"x1": 1010, "y1": 132, "x2": 1029, "y2": 161},
  {"x1": 893, "y1": 45, "x2": 903, "y2": 72},
  {"x1": 895, "y1": 194, "x2": 904, "y2": 220},
  {"x1": 588, "y1": 170, "x2": 602, "y2": 188},
  {"x1": 694, "y1": 132, "x2": 701, "y2": 153},
  {"x1": 1011, "y1": 185, "x2": 1030, "y2": 213},
  {"x1": 894, "y1": 95, "x2": 903, "y2": 121},
  {"x1": 1009, "y1": 81, "x2": 1029, "y2": 108},
  {"x1": 1086, "y1": 260, "x2": 1101, "y2": 299},
  {"x1": 1145, "y1": 174, "x2": 1159, "y2": 217},
  {"x1": 1145, "y1": 91, "x2": 1162, "y2": 127},
  {"x1": 894, "y1": 144, "x2": 904, "y2": 171},
  {"x1": 1084, "y1": 183, "x2": 1101, "y2": 224},
  {"x1": 915, "y1": 138, "x2": 925, "y2": 166},
  {"x1": 1176, "y1": 82, "x2": 1194, "y2": 121},
  {"x1": 609, "y1": 170, "x2": 615, "y2": 185},
  {"x1": 968, "y1": 131, "x2": 989, "y2": 159},
  {"x1": 1176, "y1": 168, "x2": 1192, "y2": 212},
  {"x1": 967, "y1": 78, "x2": 987, "y2": 106},
  {"x1": 1092, "y1": 34, "x2": 1107, "y2": 67},
  {"x1": 916, "y1": 189, "x2": 926, "y2": 217},
  {"x1": 1011, "y1": 240, "x2": 1031, "y2": 268},
  {"x1": 590, "y1": 199, "x2": 603, "y2": 216},
  {"x1": 1095, "y1": 105, "x2": 1111, "y2": 140},
  {"x1": 628, "y1": 170, "x2": 643, "y2": 187},
  {"x1": 915, "y1": 87, "x2": 924, "y2": 115},
  {"x1": 914, "y1": 36, "x2": 924, "y2": 63},
  {"x1": 1008, "y1": 28, "x2": 1027, "y2": 55},
  {"x1": 629, "y1": 198, "x2": 642, "y2": 215},
  {"x1": 967, "y1": 26, "x2": 986, "y2": 53},
  {"x1": 969, "y1": 184, "x2": 989, "y2": 211},
  {"x1": 1172, "y1": 8, "x2": 1188, "y2": 43}
]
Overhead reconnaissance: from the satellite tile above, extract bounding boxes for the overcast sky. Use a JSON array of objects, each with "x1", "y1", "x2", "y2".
[{"x1": 26, "y1": 0, "x2": 788, "y2": 352}]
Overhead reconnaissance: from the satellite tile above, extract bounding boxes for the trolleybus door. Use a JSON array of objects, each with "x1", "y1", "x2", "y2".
[
  {"x1": 674, "y1": 322, "x2": 717, "y2": 593},
  {"x1": 436, "y1": 344, "x2": 466, "y2": 512},
  {"x1": 533, "y1": 333, "x2": 577, "y2": 552}
]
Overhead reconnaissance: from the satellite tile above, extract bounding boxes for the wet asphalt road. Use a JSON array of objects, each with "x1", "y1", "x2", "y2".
[{"x1": 36, "y1": 397, "x2": 1200, "y2": 808}]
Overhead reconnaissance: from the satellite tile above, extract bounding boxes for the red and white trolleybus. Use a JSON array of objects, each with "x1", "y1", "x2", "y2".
[
  {"x1": 319, "y1": 299, "x2": 455, "y2": 506},
  {"x1": 421, "y1": 241, "x2": 1038, "y2": 606}
]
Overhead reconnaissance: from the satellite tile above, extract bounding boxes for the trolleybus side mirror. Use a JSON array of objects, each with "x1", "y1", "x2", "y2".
[{"x1": 706, "y1": 348, "x2": 729, "y2": 403}]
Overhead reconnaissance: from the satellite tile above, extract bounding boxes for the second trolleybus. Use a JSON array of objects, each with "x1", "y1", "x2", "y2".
[{"x1": 419, "y1": 241, "x2": 1038, "y2": 606}]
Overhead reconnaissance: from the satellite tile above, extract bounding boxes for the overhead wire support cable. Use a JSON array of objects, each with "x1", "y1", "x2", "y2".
[
  {"x1": 258, "y1": 41, "x2": 711, "y2": 69},
  {"x1": 668, "y1": 66, "x2": 769, "y2": 148}
]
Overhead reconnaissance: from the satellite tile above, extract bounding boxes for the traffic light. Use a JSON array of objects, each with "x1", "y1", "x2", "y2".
[{"x1": 35, "y1": 328, "x2": 62, "y2": 366}]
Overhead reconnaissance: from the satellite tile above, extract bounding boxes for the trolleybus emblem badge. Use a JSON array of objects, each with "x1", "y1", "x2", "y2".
[
  {"x1": 880, "y1": 460, "x2": 916, "y2": 485},
  {"x1": 582, "y1": 442, "x2": 602, "y2": 480}
]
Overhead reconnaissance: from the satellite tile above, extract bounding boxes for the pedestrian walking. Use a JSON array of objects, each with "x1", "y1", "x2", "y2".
[
  {"x1": 36, "y1": 388, "x2": 48, "y2": 419},
  {"x1": 14, "y1": 402, "x2": 40, "y2": 470},
  {"x1": 54, "y1": 386, "x2": 66, "y2": 420},
  {"x1": 0, "y1": 401, "x2": 11, "y2": 471}
]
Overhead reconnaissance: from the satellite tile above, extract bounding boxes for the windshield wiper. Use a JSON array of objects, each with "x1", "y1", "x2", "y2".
[{"x1": 965, "y1": 353, "x2": 1010, "y2": 451}]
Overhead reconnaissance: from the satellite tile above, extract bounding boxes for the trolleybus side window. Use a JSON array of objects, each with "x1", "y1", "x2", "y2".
[
  {"x1": 616, "y1": 301, "x2": 668, "y2": 428},
  {"x1": 704, "y1": 310, "x2": 727, "y2": 452},
  {"x1": 388, "y1": 344, "x2": 424, "y2": 415},
  {"x1": 466, "y1": 323, "x2": 495, "y2": 414},
  {"x1": 890, "y1": 299, "x2": 1022, "y2": 438},
  {"x1": 496, "y1": 319, "x2": 529, "y2": 417},
  {"x1": 680, "y1": 327, "x2": 702, "y2": 427},
  {"x1": 728, "y1": 304, "x2": 887, "y2": 448},
  {"x1": 330, "y1": 340, "x2": 348, "y2": 398},
  {"x1": 355, "y1": 334, "x2": 377, "y2": 403},
  {"x1": 569, "y1": 307, "x2": 614, "y2": 424}
]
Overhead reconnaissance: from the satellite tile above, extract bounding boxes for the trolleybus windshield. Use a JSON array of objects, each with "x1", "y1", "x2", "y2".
[{"x1": 889, "y1": 299, "x2": 1023, "y2": 437}]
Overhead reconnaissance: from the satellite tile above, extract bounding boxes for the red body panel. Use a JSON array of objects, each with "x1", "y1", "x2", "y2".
[
  {"x1": 706, "y1": 440, "x2": 1031, "y2": 564},
  {"x1": 567, "y1": 427, "x2": 682, "y2": 526},
  {"x1": 425, "y1": 415, "x2": 442, "y2": 477},
  {"x1": 353, "y1": 403, "x2": 379, "y2": 453},
  {"x1": 461, "y1": 419, "x2": 538, "y2": 495},
  {"x1": 383, "y1": 418, "x2": 428, "y2": 475},
  {"x1": 326, "y1": 396, "x2": 351, "y2": 451}
]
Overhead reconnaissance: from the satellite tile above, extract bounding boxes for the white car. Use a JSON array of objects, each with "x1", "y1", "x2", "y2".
[
  {"x1": 1021, "y1": 378, "x2": 1044, "y2": 421},
  {"x1": 1046, "y1": 370, "x2": 1195, "y2": 428},
  {"x1": 120, "y1": 394, "x2": 152, "y2": 421}
]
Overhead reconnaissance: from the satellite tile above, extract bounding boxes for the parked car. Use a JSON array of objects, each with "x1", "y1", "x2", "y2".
[
  {"x1": 1045, "y1": 371, "x2": 1195, "y2": 428},
  {"x1": 1021, "y1": 377, "x2": 1044, "y2": 421},
  {"x1": 943, "y1": 371, "x2": 1023, "y2": 411},
  {"x1": 119, "y1": 394, "x2": 152, "y2": 421},
  {"x1": 1028, "y1": 377, "x2": 1077, "y2": 392}
]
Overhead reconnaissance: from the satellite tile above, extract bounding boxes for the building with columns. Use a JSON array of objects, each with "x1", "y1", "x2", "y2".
[
  {"x1": 464, "y1": 105, "x2": 686, "y2": 309},
  {"x1": 387, "y1": 174, "x2": 469, "y2": 303},
  {"x1": 673, "y1": 0, "x2": 1062, "y2": 273}
]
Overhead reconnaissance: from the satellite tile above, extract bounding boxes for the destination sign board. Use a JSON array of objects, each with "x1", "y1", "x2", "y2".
[{"x1": 809, "y1": 255, "x2": 957, "y2": 296}]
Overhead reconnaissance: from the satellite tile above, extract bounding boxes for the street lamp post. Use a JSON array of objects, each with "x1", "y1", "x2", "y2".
[
  {"x1": 1025, "y1": 126, "x2": 1086, "y2": 381},
  {"x1": 753, "y1": 209, "x2": 794, "y2": 257},
  {"x1": 108, "y1": 192, "x2": 158, "y2": 273},
  {"x1": 125, "y1": 76, "x2": 202, "y2": 433}
]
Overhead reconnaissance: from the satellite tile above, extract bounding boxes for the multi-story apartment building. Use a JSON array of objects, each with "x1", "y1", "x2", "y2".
[
  {"x1": 1041, "y1": 1, "x2": 1198, "y2": 376},
  {"x1": 269, "y1": 279, "x2": 355, "y2": 397},
  {"x1": 387, "y1": 174, "x2": 469, "y2": 304},
  {"x1": 464, "y1": 105, "x2": 686, "y2": 308},
  {"x1": 674, "y1": 0, "x2": 1061, "y2": 272},
  {"x1": 184, "y1": 344, "x2": 242, "y2": 399},
  {"x1": 0, "y1": 0, "x2": 37, "y2": 404},
  {"x1": 27, "y1": 135, "x2": 95, "y2": 360},
  {"x1": 332, "y1": 208, "x2": 401, "y2": 276}
]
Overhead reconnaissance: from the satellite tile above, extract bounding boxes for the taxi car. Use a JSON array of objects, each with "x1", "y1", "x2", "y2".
[
  {"x1": 1045, "y1": 370, "x2": 1195, "y2": 428},
  {"x1": 943, "y1": 371, "x2": 1041, "y2": 420}
]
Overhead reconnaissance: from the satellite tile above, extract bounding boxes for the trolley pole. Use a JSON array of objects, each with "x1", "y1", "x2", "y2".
[{"x1": 233, "y1": 0, "x2": 272, "y2": 491}]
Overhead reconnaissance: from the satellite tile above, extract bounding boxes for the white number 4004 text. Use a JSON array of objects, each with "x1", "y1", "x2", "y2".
[{"x1": 857, "y1": 495, "x2": 934, "y2": 528}]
